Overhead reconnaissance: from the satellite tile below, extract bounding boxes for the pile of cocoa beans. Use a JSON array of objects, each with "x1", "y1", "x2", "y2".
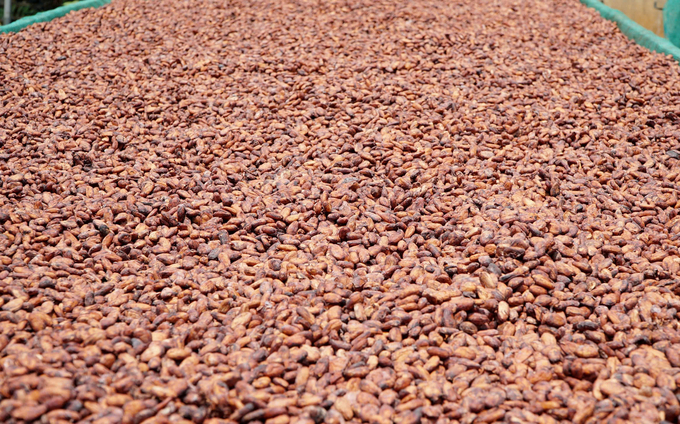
[{"x1": 2, "y1": 0, "x2": 680, "y2": 423}]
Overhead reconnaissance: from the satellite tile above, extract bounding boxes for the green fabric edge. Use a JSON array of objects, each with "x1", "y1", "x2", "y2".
[
  {"x1": 580, "y1": 0, "x2": 680, "y2": 62},
  {"x1": 0, "y1": 0, "x2": 110, "y2": 33}
]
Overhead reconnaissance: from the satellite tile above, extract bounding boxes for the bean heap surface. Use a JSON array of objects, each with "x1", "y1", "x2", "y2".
[{"x1": 2, "y1": 0, "x2": 680, "y2": 423}]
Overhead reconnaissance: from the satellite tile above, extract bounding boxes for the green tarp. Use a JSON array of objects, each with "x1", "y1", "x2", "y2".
[
  {"x1": 580, "y1": 0, "x2": 680, "y2": 62},
  {"x1": 0, "y1": 0, "x2": 110, "y2": 33},
  {"x1": 665, "y1": 0, "x2": 680, "y2": 49}
]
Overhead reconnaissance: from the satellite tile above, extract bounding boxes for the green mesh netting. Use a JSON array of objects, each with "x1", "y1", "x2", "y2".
[
  {"x1": 580, "y1": 0, "x2": 680, "y2": 62},
  {"x1": 665, "y1": 0, "x2": 680, "y2": 48},
  {"x1": 0, "y1": 0, "x2": 110, "y2": 33}
]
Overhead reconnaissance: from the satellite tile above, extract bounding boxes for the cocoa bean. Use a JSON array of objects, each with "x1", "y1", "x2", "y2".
[{"x1": 1, "y1": 0, "x2": 680, "y2": 422}]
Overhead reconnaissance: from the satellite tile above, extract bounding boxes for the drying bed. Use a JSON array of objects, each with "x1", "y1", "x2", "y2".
[{"x1": 1, "y1": 0, "x2": 680, "y2": 423}]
